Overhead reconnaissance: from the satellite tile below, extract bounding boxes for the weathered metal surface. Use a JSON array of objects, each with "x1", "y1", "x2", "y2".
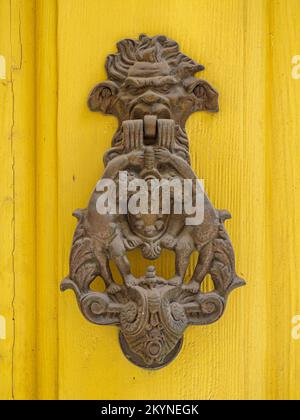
[{"x1": 61, "y1": 35, "x2": 245, "y2": 369}]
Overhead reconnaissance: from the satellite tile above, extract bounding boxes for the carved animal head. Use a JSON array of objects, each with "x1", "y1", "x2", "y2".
[{"x1": 88, "y1": 34, "x2": 219, "y2": 127}]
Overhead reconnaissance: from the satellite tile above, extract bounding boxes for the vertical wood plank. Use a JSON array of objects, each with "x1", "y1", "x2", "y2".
[
  {"x1": 36, "y1": 0, "x2": 58, "y2": 400},
  {"x1": 230, "y1": 0, "x2": 269, "y2": 399},
  {"x1": 0, "y1": 0, "x2": 15, "y2": 400},
  {"x1": 266, "y1": 0, "x2": 300, "y2": 400},
  {"x1": 0, "y1": 0, "x2": 36, "y2": 400}
]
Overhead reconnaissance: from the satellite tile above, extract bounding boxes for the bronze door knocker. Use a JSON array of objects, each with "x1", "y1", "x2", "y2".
[{"x1": 61, "y1": 34, "x2": 245, "y2": 369}]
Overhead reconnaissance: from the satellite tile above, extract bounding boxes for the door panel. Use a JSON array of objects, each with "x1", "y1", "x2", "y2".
[{"x1": 0, "y1": 0, "x2": 300, "y2": 400}]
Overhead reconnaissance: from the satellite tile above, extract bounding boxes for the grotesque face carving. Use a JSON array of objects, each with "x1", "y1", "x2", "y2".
[{"x1": 88, "y1": 34, "x2": 219, "y2": 127}]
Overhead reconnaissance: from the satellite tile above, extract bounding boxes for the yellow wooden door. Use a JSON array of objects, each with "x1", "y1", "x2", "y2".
[{"x1": 1, "y1": 0, "x2": 300, "y2": 400}]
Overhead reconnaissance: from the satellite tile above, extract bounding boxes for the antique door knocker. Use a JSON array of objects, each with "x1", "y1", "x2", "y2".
[{"x1": 61, "y1": 35, "x2": 245, "y2": 369}]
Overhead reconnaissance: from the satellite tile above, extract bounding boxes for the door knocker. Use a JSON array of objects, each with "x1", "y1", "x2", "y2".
[{"x1": 61, "y1": 34, "x2": 245, "y2": 369}]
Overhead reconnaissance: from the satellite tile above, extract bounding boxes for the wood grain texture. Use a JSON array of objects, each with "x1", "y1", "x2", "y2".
[
  {"x1": 265, "y1": 0, "x2": 300, "y2": 400},
  {"x1": 56, "y1": 0, "x2": 300, "y2": 400},
  {"x1": 0, "y1": 0, "x2": 15, "y2": 400},
  {"x1": 35, "y1": 0, "x2": 58, "y2": 400},
  {"x1": 0, "y1": 0, "x2": 36, "y2": 400},
  {"x1": 0, "y1": 0, "x2": 299, "y2": 400}
]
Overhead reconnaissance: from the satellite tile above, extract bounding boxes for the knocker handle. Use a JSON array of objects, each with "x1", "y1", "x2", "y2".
[{"x1": 122, "y1": 117, "x2": 175, "y2": 151}]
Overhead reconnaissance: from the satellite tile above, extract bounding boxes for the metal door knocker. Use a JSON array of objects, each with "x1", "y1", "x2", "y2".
[{"x1": 61, "y1": 34, "x2": 245, "y2": 369}]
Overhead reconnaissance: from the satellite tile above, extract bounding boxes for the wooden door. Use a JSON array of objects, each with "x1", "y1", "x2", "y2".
[{"x1": 1, "y1": 0, "x2": 300, "y2": 400}]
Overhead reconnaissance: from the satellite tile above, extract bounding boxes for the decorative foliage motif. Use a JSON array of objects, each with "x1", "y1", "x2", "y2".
[{"x1": 61, "y1": 35, "x2": 245, "y2": 369}]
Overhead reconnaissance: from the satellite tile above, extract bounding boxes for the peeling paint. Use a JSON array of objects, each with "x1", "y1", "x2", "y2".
[
  {"x1": 0, "y1": 315, "x2": 6, "y2": 340},
  {"x1": 0, "y1": 55, "x2": 6, "y2": 80}
]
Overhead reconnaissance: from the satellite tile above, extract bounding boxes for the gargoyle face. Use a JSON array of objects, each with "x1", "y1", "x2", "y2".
[{"x1": 88, "y1": 52, "x2": 219, "y2": 128}]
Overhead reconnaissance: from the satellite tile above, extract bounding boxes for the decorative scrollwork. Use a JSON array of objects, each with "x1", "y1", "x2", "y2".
[{"x1": 61, "y1": 34, "x2": 245, "y2": 369}]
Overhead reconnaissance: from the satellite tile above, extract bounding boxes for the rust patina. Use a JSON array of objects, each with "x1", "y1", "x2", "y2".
[{"x1": 61, "y1": 35, "x2": 245, "y2": 369}]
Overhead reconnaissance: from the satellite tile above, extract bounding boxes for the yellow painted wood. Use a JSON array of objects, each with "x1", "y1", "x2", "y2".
[
  {"x1": 35, "y1": 0, "x2": 58, "y2": 400},
  {"x1": 0, "y1": 0, "x2": 14, "y2": 400},
  {"x1": 56, "y1": 0, "x2": 300, "y2": 400},
  {"x1": 0, "y1": 0, "x2": 300, "y2": 400},
  {"x1": 0, "y1": 0, "x2": 36, "y2": 400},
  {"x1": 265, "y1": 0, "x2": 300, "y2": 400}
]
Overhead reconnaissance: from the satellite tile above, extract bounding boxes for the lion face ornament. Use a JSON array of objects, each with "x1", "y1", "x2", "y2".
[{"x1": 61, "y1": 34, "x2": 245, "y2": 369}]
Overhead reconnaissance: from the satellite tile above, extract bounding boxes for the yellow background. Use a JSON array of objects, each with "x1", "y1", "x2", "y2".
[{"x1": 0, "y1": 0, "x2": 300, "y2": 400}]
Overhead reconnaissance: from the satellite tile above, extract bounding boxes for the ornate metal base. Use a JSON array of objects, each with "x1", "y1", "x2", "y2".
[
  {"x1": 119, "y1": 332, "x2": 183, "y2": 370},
  {"x1": 62, "y1": 265, "x2": 243, "y2": 369}
]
